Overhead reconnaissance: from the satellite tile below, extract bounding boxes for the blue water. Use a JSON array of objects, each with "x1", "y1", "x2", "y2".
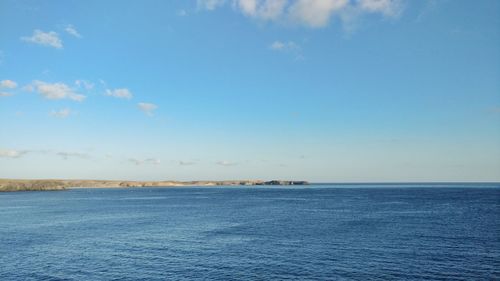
[{"x1": 0, "y1": 184, "x2": 499, "y2": 280}]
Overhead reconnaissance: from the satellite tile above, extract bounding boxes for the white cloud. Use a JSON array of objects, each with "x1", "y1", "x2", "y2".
[
  {"x1": 50, "y1": 108, "x2": 73, "y2": 118},
  {"x1": 106, "y1": 88, "x2": 133, "y2": 99},
  {"x1": 235, "y1": 0, "x2": 288, "y2": 20},
  {"x1": 30, "y1": 80, "x2": 86, "y2": 101},
  {"x1": 197, "y1": 0, "x2": 226, "y2": 10},
  {"x1": 270, "y1": 40, "x2": 299, "y2": 51},
  {"x1": 21, "y1": 30, "x2": 63, "y2": 49},
  {"x1": 75, "y1": 80, "x2": 94, "y2": 90},
  {"x1": 0, "y1": 79, "x2": 16, "y2": 98},
  {"x1": 358, "y1": 0, "x2": 402, "y2": 17},
  {"x1": 0, "y1": 80, "x2": 17, "y2": 89},
  {"x1": 216, "y1": 160, "x2": 238, "y2": 166},
  {"x1": 138, "y1": 102, "x2": 158, "y2": 116},
  {"x1": 129, "y1": 158, "x2": 161, "y2": 165},
  {"x1": 199, "y1": 0, "x2": 403, "y2": 28},
  {"x1": 0, "y1": 149, "x2": 27, "y2": 158},
  {"x1": 179, "y1": 160, "x2": 196, "y2": 166},
  {"x1": 270, "y1": 41, "x2": 285, "y2": 50},
  {"x1": 290, "y1": 0, "x2": 348, "y2": 27},
  {"x1": 65, "y1": 25, "x2": 82, "y2": 38}
]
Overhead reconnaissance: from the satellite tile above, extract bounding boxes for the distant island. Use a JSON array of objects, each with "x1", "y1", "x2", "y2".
[{"x1": 0, "y1": 179, "x2": 309, "y2": 192}]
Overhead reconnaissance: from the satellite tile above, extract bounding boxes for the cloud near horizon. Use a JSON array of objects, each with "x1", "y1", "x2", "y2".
[
  {"x1": 216, "y1": 160, "x2": 238, "y2": 166},
  {"x1": 0, "y1": 149, "x2": 88, "y2": 160},
  {"x1": 21, "y1": 29, "x2": 63, "y2": 49},
  {"x1": 198, "y1": 0, "x2": 403, "y2": 28},
  {"x1": 129, "y1": 158, "x2": 161, "y2": 165},
  {"x1": 56, "y1": 152, "x2": 89, "y2": 160},
  {"x1": 0, "y1": 149, "x2": 28, "y2": 158}
]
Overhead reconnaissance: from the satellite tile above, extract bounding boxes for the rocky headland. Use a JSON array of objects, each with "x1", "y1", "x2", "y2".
[{"x1": 0, "y1": 179, "x2": 309, "y2": 192}]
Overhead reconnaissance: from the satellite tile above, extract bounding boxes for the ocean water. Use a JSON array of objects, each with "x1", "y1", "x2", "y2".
[{"x1": 0, "y1": 184, "x2": 499, "y2": 280}]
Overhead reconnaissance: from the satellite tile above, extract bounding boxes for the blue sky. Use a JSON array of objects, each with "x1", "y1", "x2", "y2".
[{"x1": 0, "y1": 0, "x2": 499, "y2": 182}]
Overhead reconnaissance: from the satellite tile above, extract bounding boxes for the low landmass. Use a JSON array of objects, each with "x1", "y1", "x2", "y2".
[{"x1": 0, "y1": 179, "x2": 309, "y2": 192}]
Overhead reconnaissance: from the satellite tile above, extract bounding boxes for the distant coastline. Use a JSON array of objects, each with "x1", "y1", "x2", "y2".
[{"x1": 0, "y1": 179, "x2": 309, "y2": 192}]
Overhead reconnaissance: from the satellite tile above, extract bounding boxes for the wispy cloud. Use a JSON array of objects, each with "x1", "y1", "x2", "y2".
[
  {"x1": 289, "y1": 0, "x2": 348, "y2": 27},
  {"x1": 21, "y1": 29, "x2": 63, "y2": 49},
  {"x1": 177, "y1": 9, "x2": 188, "y2": 16},
  {"x1": 28, "y1": 80, "x2": 86, "y2": 101},
  {"x1": 0, "y1": 149, "x2": 28, "y2": 158},
  {"x1": 197, "y1": 0, "x2": 225, "y2": 10},
  {"x1": 138, "y1": 102, "x2": 158, "y2": 116},
  {"x1": 0, "y1": 148, "x2": 90, "y2": 160},
  {"x1": 56, "y1": 152, "x2": 88, "y2": 160},
  {"x1": 236, "y1": 0, "x2": 288, "y2": 20},
  {"x1": 0, "y1": 92, "x2": 13, "y2": 97},
  {"x1": 129, "y1": 158, "x2": 161, "y2": 165},
  {"x1": 50, "y1": 108, "x2": 73, "y2": 118},
  {"x1": 0, "y1": 80, "x2": 17, "y2": 89},
  {"x1": 199, "y1": 0, "x2": 403, "y2": 29},
  {"x1": 359, "y1": 0, "x2": 403, "y2": 17},
  {"x1": 65, "y1": 25, "x2": 82, "y2": 38},
  {"x1": 106, "y1": 88, "x2": 133, "y2": 99},
  {"x1": 416, "y1": 0, "x2": 438, "y2": 22},
  {"x1": 0, "y1": 80, "x2": 16, "y2": 97},
  {"x1": 216, "y1": 160, "x2": 238, "y2": 166},
  {"x1": 269, "y1": 40, "x2": 303, "y2": 59},
  {"x1": 75, "y1": 80, "x2": 94, "y2": 90},
  {"x1": 179, "y1": 160, "x2": 196, "y2": 166}
]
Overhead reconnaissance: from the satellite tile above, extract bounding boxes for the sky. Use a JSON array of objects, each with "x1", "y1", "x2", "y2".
[{"x1": 0, "y1": 0, "x2": 499, "y2": 182}]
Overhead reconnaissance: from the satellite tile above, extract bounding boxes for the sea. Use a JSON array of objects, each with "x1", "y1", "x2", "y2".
[{"x1": 0, "y1": 184, "x2": 499, "y2": 280}]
